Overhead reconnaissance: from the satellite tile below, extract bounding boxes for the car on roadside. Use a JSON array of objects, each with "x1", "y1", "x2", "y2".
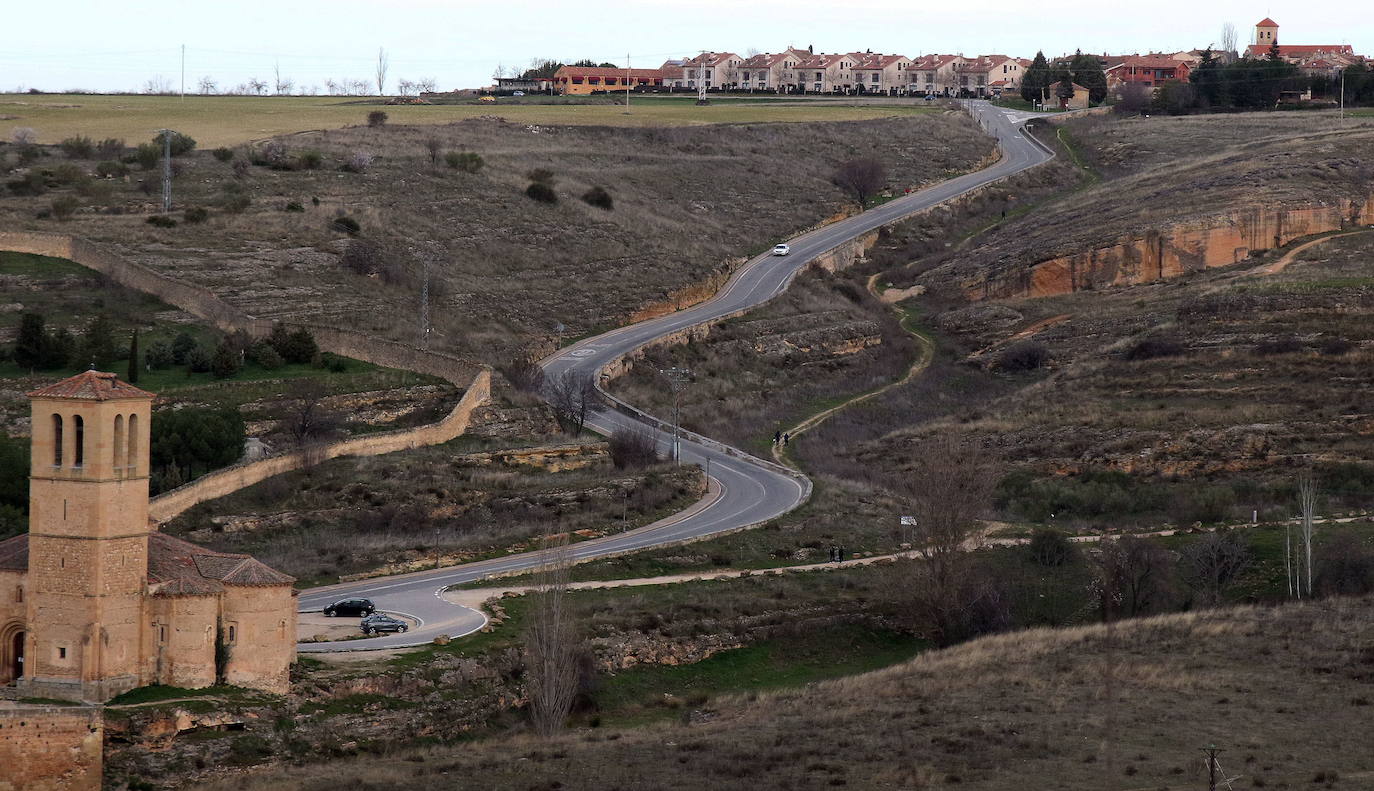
[
  {"x1": 512, "y1": 90, "x2": 526, "y2": 96},
  {"x1": 360, "y1": 613, "x2": 409, "y2": 635},
  {"x1": 772, "y1": 244, "x2": 790, "y2": 256},
  {"x1": 323, "y1": 598, "x2": 375, "y2": 617}
]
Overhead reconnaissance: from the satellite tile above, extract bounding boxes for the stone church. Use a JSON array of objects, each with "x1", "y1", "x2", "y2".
[{"x1": 0, "y1": 370, "x2": 297, "y2": 702}]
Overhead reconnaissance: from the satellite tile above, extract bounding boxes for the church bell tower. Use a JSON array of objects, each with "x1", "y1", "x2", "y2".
[{"x1": 18, "y1": 370, "x2": 155, "y2": 702}]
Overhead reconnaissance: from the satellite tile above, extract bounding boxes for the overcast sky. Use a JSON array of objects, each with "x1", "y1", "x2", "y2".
[{"x1": 3, "y1": 1, "x2": 1370, "y2": 94}]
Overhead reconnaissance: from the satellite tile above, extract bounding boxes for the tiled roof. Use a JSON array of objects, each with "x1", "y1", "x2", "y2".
[
  {"x1": 27, "y1": 370, "x2": 155, "y2": 401},
  {"x1": 0, "y1": 535, "x2": 26, "y2": 571},
  {"x1": 152, "y1": 576, "x2": 224, "y2": 597},
  {"x1": 553, "y1": 66, "x2": 665, "y2": 80},
  {"x1": 1244, "y1": 43, "x2": 1356, "y2": 57},
  {"x1": 1257, "y1": 17, "x2": 1278, "y2": 27}
]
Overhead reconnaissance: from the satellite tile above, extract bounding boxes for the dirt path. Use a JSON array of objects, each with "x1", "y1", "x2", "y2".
[
  {"x1": 1255, "y1": 228, "x2": 1374, "y2": 276},
  {"x1": 770, "y1": 273, "x2": 935, "y2": 467}
]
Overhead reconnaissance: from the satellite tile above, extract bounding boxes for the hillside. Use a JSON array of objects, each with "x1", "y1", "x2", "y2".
[
  {"x1": 197, "y1": 597, "x2": 1374, "y2": 790},
  {"x1": 0, "y1": 112, "x2": 992, "y2": 365}
]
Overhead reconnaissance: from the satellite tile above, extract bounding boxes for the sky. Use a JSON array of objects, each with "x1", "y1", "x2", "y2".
[{"x1": 3, "y1": 1, "x2": 1370, "y2": 94}]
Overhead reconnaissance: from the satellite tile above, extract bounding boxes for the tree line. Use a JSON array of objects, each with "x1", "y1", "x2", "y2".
[{"x1": 1021, "y1": 50, "x2": 1109, "y2": 105}]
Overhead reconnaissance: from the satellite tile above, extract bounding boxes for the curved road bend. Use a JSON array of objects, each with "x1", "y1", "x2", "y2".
[{"x1": 298, "y1": 102, "x2": 1054, "y2": 651}]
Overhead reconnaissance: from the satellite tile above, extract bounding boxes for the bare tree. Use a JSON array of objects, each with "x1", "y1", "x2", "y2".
[
  {"x1": 1297, "y1": 470, "x2": 1318, "y2": 598},
  {"x1": 902, "y1": 435, "x2": 998, "y2": 587},
  {"x1": 273, "y1": 62, "x2": 293, "y2": 96},
  {"x1": 197, "y1": 76, "x2": 217, "y2": 95},
  {"x1": 524, "y1": 534, "x2": 582, "y2": 738},
  {"x1": 284, "y1": 381, "x2": 345, "y2": 457},
  {"x1": 396, "y1": 78, "x2": 415, "y2": 97},
  {"x1": 248, "y1": 77, "x2": 267, "y2": 95},
  {"x1": 1179, "y1": 530, "x2": 1251, "y2": 607},
  {"x1": 375, "y1": 47, "x2": 389, "y2": 95},
  {"x1": 324, "y1": 78, "x2": 338, "y2": 96},
  {"x1": 143, "y1": 75, "x2": 174, "y2": 94},
  {"x1": 1220, "y1": 23, "x2": 1238, "y2": 57},
  {"x1": 1094, "y1": 536, "x2": 1175, "y2": 619},
  {"x1": 1114, "y1": 82, "x2": 1151, "y2": 115},
  {"x1": 416, "y1": 77, "x2": 437, "y2": 93},
  {"x1": 424, "y1": 136, "x2": 442, "y2": 167},
  {"x1": 350, "y1": 78, "x2": 371, "y2": 96},
  {"x1": 608, "y1": 426, "x2": 660, "y2": 469},
  {"x1": 11, "y1": 127, "x2": 37, "y2": 145},
  {"x1": 831, "y1": 157, "x2": 886, "y2": 209},
  {"x1": 546, "y1": 370, "x2": 598, "y2": 435}
]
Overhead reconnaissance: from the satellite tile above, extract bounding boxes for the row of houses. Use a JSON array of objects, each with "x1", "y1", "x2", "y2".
[
  {"x1": 535, "y1": 19, "x2": 1365, "y2": 100},
  {"x1": 550, "y1": 50, "x2": 1030, "y2": 97}
]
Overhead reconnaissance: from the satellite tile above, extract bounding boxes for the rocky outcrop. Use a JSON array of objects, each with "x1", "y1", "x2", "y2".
[{"x1": 969, "y1": 197, "x2": 1374, "y2": 300}]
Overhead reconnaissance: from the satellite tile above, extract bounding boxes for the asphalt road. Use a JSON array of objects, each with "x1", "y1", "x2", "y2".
[{"x1": 297, "y1": 101, "x2": 1055, "y2": 651}]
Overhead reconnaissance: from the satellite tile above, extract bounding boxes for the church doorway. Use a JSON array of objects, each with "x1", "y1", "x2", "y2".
[{"x1": 0, "y1": 622, "x2": 23, "y2": 684}]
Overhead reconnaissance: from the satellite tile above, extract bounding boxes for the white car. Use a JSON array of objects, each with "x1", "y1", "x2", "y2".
[
  {"x1": 772, "y1": 244, "x2": 791, "y2": 256},
  {"x1": 512, "y1": 91, "x2": 526, "y2": 96}
]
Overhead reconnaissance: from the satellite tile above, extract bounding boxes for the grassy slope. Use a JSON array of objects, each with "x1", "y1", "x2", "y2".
[
  {"x1": 198, "y1": 596, "x2": 1374, "y2": 791},
  {"x1": 0, "y1": 93, "x2": 943, "y2": 147}
]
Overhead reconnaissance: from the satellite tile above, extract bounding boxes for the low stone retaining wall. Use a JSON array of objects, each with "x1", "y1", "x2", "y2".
[
  {"x1": 0, "y1": 703, "x2": 103, "y2": 791},
  {"x1": 0, "y1": 232, "x2": 493, "y2": 523}
]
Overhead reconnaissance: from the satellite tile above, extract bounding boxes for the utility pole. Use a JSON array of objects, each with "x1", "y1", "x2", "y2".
[
  {"x1": 625, "y1": 52, "x2": 631, "y2": 113},
  {"x1": 659, "y1": 366, "x2": 692, "y2": 464},
  {"x1": 1339, "y1": 66, "x2": 1346, "y2": 123},
  {"x1": 180, "y1": 45, "x2": 185, "y2": 101},
  {"x1": 156, "y1": 129, "x2": 173, "y2": 213},
  {"x1": 697, "y1": 51, "x2": 708, "y2": 104}
]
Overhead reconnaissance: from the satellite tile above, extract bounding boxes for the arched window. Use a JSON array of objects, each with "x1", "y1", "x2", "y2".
[
  {"x1": 51, "y1": 414, "x2": 63, "y2": 466},
  {"x1": 72, "y1": 415, "x2": 84, "y2": 468},
  {"x1": 127, "y1": 414, "x2": 139, "y2": 473},
  {"x1": 113, "y1": 415, "x2": 125, "y2": 473}
]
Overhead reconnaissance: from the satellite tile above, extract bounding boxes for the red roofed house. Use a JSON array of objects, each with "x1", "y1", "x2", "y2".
[
  {"x1": 851, "y1": 53, "x2": 915, "y2": 95},
  {"x1": 552, "y1": 65, "x2": 669, "y2": 95},
  {"x1": 1105, "y1": 54, "x2": 1193, "y2": 91},
  {"x1": 0, "y1": 371, "x2": 296, "y2": 702}
]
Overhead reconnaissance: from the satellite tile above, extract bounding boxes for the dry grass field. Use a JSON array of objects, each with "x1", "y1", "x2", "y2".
[
  {"x1": 0, "y1": 93, "x2": 945, "y2": 148},
  {"x1": 195, "y1": 596, "x2": 1374, "y2": 791},
  {"x1": 0, "y1": 111, "x2": 991, "y2": 364}
]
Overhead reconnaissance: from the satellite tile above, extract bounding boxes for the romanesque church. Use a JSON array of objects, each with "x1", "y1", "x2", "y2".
[{"x1": 0, "y1": 370, "x2": 297, "y2": 702}]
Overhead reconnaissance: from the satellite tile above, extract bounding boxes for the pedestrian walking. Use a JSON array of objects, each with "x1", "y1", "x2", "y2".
[
  {"x1": 837, "y1": 546, "x2": 845, "y2": 562},
  {"x1": 783, "y1": 433, "x2": 790, "y2": 446},
  {"x1": 828, "y1": 546, "x2": 836, "y2": 562},
  {"x1": 773, "y1": 430, "x2": 781, "y2": 445}
]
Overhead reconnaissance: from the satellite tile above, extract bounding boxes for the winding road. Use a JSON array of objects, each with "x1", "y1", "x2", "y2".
[{"x1": 297, "y1": 101, "x2": 1055, "y2": 651}]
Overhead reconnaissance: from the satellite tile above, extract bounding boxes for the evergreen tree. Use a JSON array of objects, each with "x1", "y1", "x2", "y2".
[
  {"x1": 1021, "y1": 51, "x2": 1051, "y2": 103},
  {"x1": 171, "y1": 331, "x2": 197, "y2": 365},
  {"x1": 1190, "y1": 49, "x2": 1225, "y2": 108},
  {"x1": 127, "y1": 328, "x2": 140, "y2": 384},
  {"x1": 1069, "y1": 50, "x2": 1108, "y2": 104},
  {"x1": 44, "y1": 328, "x2": 76, "y2": 370},
  {"x1": 210, "y1": 340, "x2": 240, "y2": 380},
  {"x1": 1267, "y1": 39, "x2": 1283, "y2": 62},
  {"x1": 80, "y1": 315, "x2": 117, "y2": 369},
  {"x1": 13, "y1": 312, "x2": 46, "y2": 370}
]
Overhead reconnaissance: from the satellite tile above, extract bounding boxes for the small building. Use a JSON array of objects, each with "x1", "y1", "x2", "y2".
[
  {"x1": 1048, "y1": 81, "x2": 1090, "y2": 110},
  {"x1": 0, "y1": 370, "x2": 296, "y2": 703},
  {"x1": 1106, "y1": 55, "x2": 1193, "y2": 91},
  {"x1": 551, "y1": 66, "x2": 666, "y2": 95}
]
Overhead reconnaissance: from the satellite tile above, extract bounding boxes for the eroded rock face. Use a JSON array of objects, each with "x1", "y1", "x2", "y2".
[{"x1": 969, "y1": 198, "x2": 1374, "y2": 300}]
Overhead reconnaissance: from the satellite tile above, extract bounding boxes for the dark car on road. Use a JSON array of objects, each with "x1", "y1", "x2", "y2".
[
  {"x1": 323, "y1": 598, "x2": 375, "y2": 617},
  {"x1": 360, "y1": 613, "x2": 409, "y2": 635}
]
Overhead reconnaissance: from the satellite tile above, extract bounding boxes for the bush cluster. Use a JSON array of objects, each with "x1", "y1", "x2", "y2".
[
  {"x1": 526, "y1": 182, "x2": 557, "y2": 204},
  {"x1": 581, "y1": 185, "x2": 614, "y2": 210},
  {"x1": 445, "y1": 151, "x2": 484, "y2": 173}
]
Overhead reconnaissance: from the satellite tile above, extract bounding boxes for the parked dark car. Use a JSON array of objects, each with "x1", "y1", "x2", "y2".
[
  {"x1": 323, "y1": 598, "x2": 375, "y2": 617},
  {"x1": 360, "y1": 613, "x2": 409, "y2": 635}
]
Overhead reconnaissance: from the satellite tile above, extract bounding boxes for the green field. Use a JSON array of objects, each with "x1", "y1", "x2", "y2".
[{"x1": 0, "y1": 93, "x2": 942, "y2": 147}]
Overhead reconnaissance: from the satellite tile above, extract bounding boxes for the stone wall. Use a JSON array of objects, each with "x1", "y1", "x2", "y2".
[
  {"x1": 968, "y1": 197, "x2": 1374, "y2": 300},
  {"x1": 0, "y1": 703, "x2": 102, "y2": 791},
  {"x1": 0, "y1": 232, "x2": 493, "y2": 524}
]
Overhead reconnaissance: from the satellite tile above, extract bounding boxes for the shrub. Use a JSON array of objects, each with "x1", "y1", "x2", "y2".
[
  {"x1": 1027, "y1": 527, "x2": 1075, "y2": 567},
  {"x1": 49, "y1": 163, "x2": 87, "y2": 186},
  {"x1": 95, "y1": 160, "x2": 128, "y2": 178},
  {"x1": 7, "y1": 171, "x2": 47, "y2": 196},
  {"x1": 499, "y1": 357, "x2": 545, "y2": 392},
  {"x1": 10, "y1": 127, "x2": 37, "y2": 145},
  {"x1": 284, "y1": 201, "x2": 304, "y2": 212},
  {"x1": 170, "y1": 332, "x2": 198, "y2": 364},
  {"x1": 1318, "y1": 336, "x2": 1354, "y2": 356},
  {"x1": 581, "y1": 185, "x2": 614, "y2": 210},
  {"x1": 998, "y1": 340, "x2": 1049, "y2": 372},
  {"x1": 296, "y1": 150, "x2": 324, "y2": 170},
  {"x1": 1315, "y1": 531, "x2": 1374, "y2": 597},
  {"x1": 212, "y1": 146, "x2": 235, "y2": 162},
  {"x1": 330, "y1": 215, "x2": 361, "y2": 235},
  {"x1": 220, "y1": 192, "x2": 252, "y2": 213},
  {"x1": 254, "y1": 140, "x2": 289, "y2": 168},
  {"x1": 1254, "y1": 336, "x2": 1302, "y2": 356},
  {"x1": 49, "y1": 196, "x2": 80, "y2": 221},
  {"x1": 133, "y1": 143, "x2": 160, "y2": 170},
  {"x1": 268, "y1": 324, "x2": 318, "y2": 364},
  {"x1": 145, "y1": 340, "x2": 174, "y2": 369},
  {"x1": 186, "y1": 345, "x2": 212, "y2": 373},
  {"x1": 342, "y1": 151, "x2": 373, "y2": 173},
  {"x1": 145, "y1": 215, "x2": 177, "y2": 228},
  {"x1": 444, "y1": 151, "x2": 484, "y2": 173},
  {"x1": 367, "y1": 110, "x2": 388, "y2": 127},
  {"x1": 527, "y1": 167, "x2": 556, "y2": 185},
  {"x1": 183, "y1": 206, "x2": 209, "y2": 224},
  {"x1": 157, "y1": 131, "x2": 196, "y2": 156},
  {"x1": 95, "y1": 138, "x2": 124, "y2": 158},
  {"x1": 1125, "y1": 335, "x2": 1185, "y2": 360},
  {"x1": 249, "y1": 341, "x2": 284, "y2": 370},
  {"x1": 526, "y1": 182, "x2": 557, "y2": 204},
  {"x1": 58, "y1": 135, "x2": 94, "y2": 158},
  {"x1": 231, "y1": 159, "x2": 250, "y2": 179},
  {"x1": 608, "y1": 427, "x2": 659, "y2": 469}
]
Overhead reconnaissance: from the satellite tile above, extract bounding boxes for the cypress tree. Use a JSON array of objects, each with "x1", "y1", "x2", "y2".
[
  {"x1": 127, "y1": 329, "x2": 140, "y2": 384},
  {"x1": 13, "y1": 313, "x2": 46, "y2": 370},
  {"x1": 1021, "y1": 51, "x2": 1051, "y2": 103}
]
